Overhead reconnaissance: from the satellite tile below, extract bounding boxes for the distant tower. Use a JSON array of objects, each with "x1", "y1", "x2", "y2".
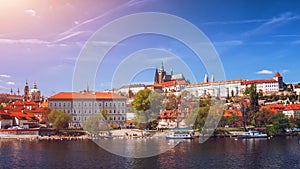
[
  {"x1": 160, "y1": 61, "x2": 164, "y2": 72},
  {"x1": 153, "y1": 61, "x2": 166, "y2": 84},
  {"x1": 87, "y1": 82, "x2": 90, "y2": 92},
  {"x1": 24, "y1": 81, "x2": 29, "y2": 101},
  {"x1": 211, "y1": 74, "x2": 215, "y2": 82},
  {"x1": 30, "y1": 81, "x2": 41, "y2": 102},
  {"x1": 273, "y1": 72, "x2": 284, "y2": 91},
  {"x1": 10, "y1": 88, "x2": 13, "y2": 95},
  {"x1": 204, "y1": 74, "x2": 208, "y2": 83},
  {"x1": 154, "y1": 67, "x2": 159, "y2": 84},
  {"x1": 17, "y1": 88, "x2": 20, "y2": 95}
]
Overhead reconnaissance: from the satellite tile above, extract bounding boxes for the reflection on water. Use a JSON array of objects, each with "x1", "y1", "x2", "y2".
[
  {"x1": 93, "y1": 137, "x2": 184, "y2": 158},
  {"x1": 0, "y1": 137, "x2": 300, "y2": 168}
]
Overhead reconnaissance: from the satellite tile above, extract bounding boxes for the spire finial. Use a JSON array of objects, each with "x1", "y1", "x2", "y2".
[{"x1": 160, "y1": 60, "x2": 164, "y2": 71}]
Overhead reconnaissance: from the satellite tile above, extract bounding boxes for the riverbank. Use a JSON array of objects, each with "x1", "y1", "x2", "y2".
[
  {"x1": 0, "y1": 134, "x2": 89, "y2": 140},
  {"x1": 1, "y1": 129, "x2": 299, "y2": 141}
]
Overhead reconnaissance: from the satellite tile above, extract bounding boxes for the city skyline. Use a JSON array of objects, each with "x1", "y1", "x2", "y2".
[{"x1": 1, "y1": 0, "x2": 300, "y2": 96}]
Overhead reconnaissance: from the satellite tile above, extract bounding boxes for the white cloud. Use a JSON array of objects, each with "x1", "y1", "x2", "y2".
[
  {"x1": 282, "y1": 69, "x2": 289, "y2": 74},
  {"x1": 0, "y1": 38, "x2": 48, "y2": 45},
  {"x1": 0, "y1": 85, "x2": 9, "y2": 89},
  {"x1": 58, "y1": 0, "x2": 146, "y2": 38},
  {"x1": 213, "y1": 40, "x2": 243, "y2": 46},
  {"x1": 6, "y1": 81, "x2": 15, "y2": 85},
  {"x1": 0, "y1": 74, "x2": 11, "y2": 78},
  {"x1": 246, "y1": 12, "x2": 300, "y2": 36},
  {"x1": 53, "y1": 31, "x2": 86, "y2": 43},
  {"x1": 24, "y1": 9, "x2": 36, "y2": 16},
  {"x1": 203, "y1": 19, "x2": 266, "y2": 25},
  {"x1": 256, "y1": 70, "x2": 273, "y2": 75}
]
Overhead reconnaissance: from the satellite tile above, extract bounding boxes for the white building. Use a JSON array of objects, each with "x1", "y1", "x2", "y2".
[
  {"x1": 114, "y1": 84, "x2": 146, "y2": 97},
  {"x1": 185, "y1": 72, "x2": 285, "y2": 98},
  {"x1": 185, "y1": 80, "x2": 243, "y2": 98},
  {"x1": 48, "y1": 91, "x2": 127, "y2": 128}
]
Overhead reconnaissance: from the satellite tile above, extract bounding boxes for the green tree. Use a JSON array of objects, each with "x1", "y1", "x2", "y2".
[
  {"x1": 244, "y1": 84, "x2": 259, "y2": 126},
  {"x1": 166, "y1": 94, "x2": 179, "y2": 110},
  {"x1": 132, "y1": 89, "x2": 152, "y2": 112},
  {"x1": 185, "y1": 98, "x2": 211, "y2": 130},
  {"x1": 255, "y1": 108, "x2": 274, "y2": 127},
  {"x1": 267, "y1": 113, "x2": 290, "y2": 135},
  {"x1": 83, "y1": 109, "x2": 109, "y2": 134},
  {"x1": 48, "y1": 110, "x2": 71, "y2": 129},
  {"x1": 132, "y1": 89, "x2": 163, "y2": 128}
]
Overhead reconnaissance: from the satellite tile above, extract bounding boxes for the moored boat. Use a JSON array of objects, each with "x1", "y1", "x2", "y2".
[
  {"x1": 166, "y1": 128, "x2": 195, "y2": 139},
  {"x1": 237, "y1": 130, "x2": 268, "y2": 139}
]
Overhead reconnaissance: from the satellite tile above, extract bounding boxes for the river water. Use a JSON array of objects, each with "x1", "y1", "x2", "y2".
[{"x1": 0, "y1": 136, "x2": 299, "y2": 169}]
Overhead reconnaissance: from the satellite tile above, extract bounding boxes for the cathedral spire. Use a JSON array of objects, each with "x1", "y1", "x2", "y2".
[
  {"x1": 154, "y1": 67, "x2": 159, "y2": 84},
  {"x1": 160, "y1": 61, "x2": 164, "y2": 71}
]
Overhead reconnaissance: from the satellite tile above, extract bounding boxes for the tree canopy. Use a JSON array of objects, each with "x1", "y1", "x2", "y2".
[
  {"x1": 83, "y1": 109, "x2": 109, "y2": 134},
  {"x1": 132, "y1": 89, "x2": 164, "y2": 128},
  {"x1": 48, "y1": 110, "x2": 71, "y2": 129}
]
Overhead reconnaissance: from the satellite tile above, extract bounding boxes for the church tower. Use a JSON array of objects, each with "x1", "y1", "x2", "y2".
[
  {"x1": 154, "y1": 61, "x2": 167, "y2": 84},
  {"x1": 273, "y1": 72, "x2": 284, "y2": 91},
  {"x1": 158, "y1": 61, "x2": 166, "y2": 84},
  {"x1": 24, "y1": 81, "x2": 29, "y2": 101},
  {"x1": 154, "y1": 67, "x2": 159, "y2": 84}
]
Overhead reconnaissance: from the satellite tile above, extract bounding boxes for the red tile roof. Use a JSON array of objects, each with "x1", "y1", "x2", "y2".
[
  {"x1": 49, "y1": 92, "x2": 126, "y2": 100},
  {"x1": 223, "y1": 109, "x2": 242, "y2": 117},
  {"x1": 160, "y1": 110, "x2": 177, "y2": 119},
  {"x1": 242, "y1": 79, "x2": 277, "y2": 85},
  {"x1": 284, "y1": 104, "x2": 300, "y2": 111},
  {"x1": 274, "y1": 72, "x2": 282, "y2": 77}
]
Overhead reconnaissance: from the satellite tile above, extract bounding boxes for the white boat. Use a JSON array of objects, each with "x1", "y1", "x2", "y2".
[
  {"x1": 166, "y1": 131, "x2": 195, "y2": 139},
  {"x1": 237, "y1": 130, "x2": 268, "y2": 139}
]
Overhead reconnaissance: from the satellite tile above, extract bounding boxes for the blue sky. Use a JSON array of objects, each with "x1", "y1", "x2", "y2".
[{"x1": 0, "y1": 0, "x2": 300, "y2": 96}]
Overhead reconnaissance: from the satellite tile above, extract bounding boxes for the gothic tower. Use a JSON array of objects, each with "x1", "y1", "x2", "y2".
[{"x1": 24, "y1": 81, "x2": 29, "y2": 101}]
